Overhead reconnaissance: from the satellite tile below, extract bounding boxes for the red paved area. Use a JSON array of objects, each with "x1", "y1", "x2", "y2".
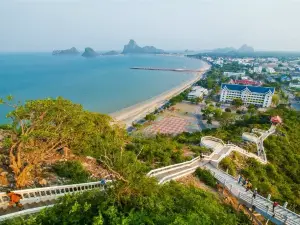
[{"x1": 144, "y1": 116, "x2": 190, "y2": 135}]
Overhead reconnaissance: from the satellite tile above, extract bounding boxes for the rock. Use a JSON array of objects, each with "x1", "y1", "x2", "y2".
[
  {"x1": 52, "y1": 47, "x2": 80, "y2": 55},
  {"x1": 122, "y1": 39, "x2": 164, "y2": 54},
  {"x1": 238, "y1": 44, "x2": 254, "y2": 53},
  {"x1": 1, "y1": 172, "x2": 8, "y2": 176},
  {"x1": 102, "y1": 50, "x2": 120, "y2": 56},
  {"x1": 82, "y1": 47, "x2": 99, "y2": 58},
  {"x1": 86, "y1": 156, "x2": 96, "y2": 160},
  {"x1": 39, "y1": 179, "x2": 47, "y2": 186}
]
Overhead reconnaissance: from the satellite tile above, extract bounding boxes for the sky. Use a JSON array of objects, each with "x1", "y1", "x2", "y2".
[{"x1": 1, "y1": 0, "x2": 300, "y2": 52}]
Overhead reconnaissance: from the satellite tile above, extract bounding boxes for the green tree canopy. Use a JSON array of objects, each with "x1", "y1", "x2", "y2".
[
  {"x1": 0, "y1": 97, "x2": 127, "y2": 187},
  {"x1": 232, "y1": 98, "x2": 243, "y2": 108}
]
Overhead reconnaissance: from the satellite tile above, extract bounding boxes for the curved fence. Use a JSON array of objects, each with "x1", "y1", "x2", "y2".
[
  {"x1": 147, "y1": 156, "x2": 200, "y2": 177},
  {"x1": 0, "y1": 181, "x2": 106, "y2": 210},
  {"x1": 207, "y1": 164, "x2": 300, "y2": 225}
]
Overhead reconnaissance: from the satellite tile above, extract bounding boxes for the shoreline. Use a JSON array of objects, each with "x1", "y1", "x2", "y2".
[{"x1": 110, "y1": 61, "x2": 211, "y2": 127}]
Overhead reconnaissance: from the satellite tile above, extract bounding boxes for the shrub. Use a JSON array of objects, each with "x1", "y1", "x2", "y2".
[
  {"x1": 225, "y1": 108, "x2": 231, "y2": 112},
  {"x1": 145, "y1": 114, "x2": 156, "y2": 121},
  {"x1": 53, "y1": 160, "x2": 90, "y2": 183},
  {"x1": 195, "y1": 168, "x2": 217, "y2": 187}
]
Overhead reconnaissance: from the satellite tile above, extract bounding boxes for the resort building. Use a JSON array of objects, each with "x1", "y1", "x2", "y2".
[
  {"x1": 253, "y1": 66, "x2": 262, "y2": 74},
  {"x1": 266, "y1": 67, "x2": 276, "y2": 74},
  {"x1": 188, "y1": 86, "x2": 208, "y2": 99},
  {"x1": 223, "y1": 71, "x2": 245, "y2": 77},
  {"x1": 220, "y1": 84, "x2": 275, "y2": 107},
  {"x1": 229, "y1": 79, "x2": 262, "y2": 86},
  {"x1": 289, "y1": 83, "x2": 300, "y2": 89}
]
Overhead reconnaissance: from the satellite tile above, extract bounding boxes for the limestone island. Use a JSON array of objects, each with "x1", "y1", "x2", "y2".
[
  {"x1": 82, "y1": 47, "x2": 99, "y2": 58},
  {"x1": 52, "y1": 47, "x2": 80, "y2": 55},
  {"x1": 102, "y1": 50, "x2": 120, "y2": 56},
  {"x1": 122, "y1": 39, "x2": 164, "y2": 54}
]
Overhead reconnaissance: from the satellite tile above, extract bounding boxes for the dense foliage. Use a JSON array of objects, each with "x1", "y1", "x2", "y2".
[
  {"x1": 52, "y1": 161, "x2": 90, "y2": 183},
  {"x1": 195, "y1": 168, "x2": 217, "y2": 188},
  {"x1": 125, "y1": 135, "x2": 185, "y2": 169},
  {"x1": 5, "y1": 181, "x2": 251, "y2": 225},
  {"x1": 0, "y1": 96, "x2": 127, "y2": 187},
  {"x1": 219, "y1": 107, "x2": 300, "y2": 212}
]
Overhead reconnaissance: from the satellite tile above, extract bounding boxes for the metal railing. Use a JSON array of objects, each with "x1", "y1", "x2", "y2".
[
  {"x1": 147, "y1": 157, "x2": 200, "y2": 177},
  {"x1": 207, "y1": 165, "x2": 300, "y2": 225},
  {"x1": 0, "y1": 181, "x2": 106, "y2": 210}
]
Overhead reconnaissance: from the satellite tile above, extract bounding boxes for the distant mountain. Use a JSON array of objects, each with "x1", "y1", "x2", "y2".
[
  {"x1": 212, "y1": 47, "x2": 236, "y2": 53},
  {"x1": 122, "y1": 40, "x2": 164, "y2": 54},
  {"x1": 82, "y1": 47, "x2": 98, "y2": 58},
  {"x1": 102, "y1": 50, "x2": 120, "y2": 56},
  {"x1": 238, "y1": 44, "x2": 255, "y2": 53},
  {"x1": 211, "y1": 45, "x2": 254, "y2": 54},
  {"x1": 52, "y1": 47, "x2": 80, "y2": 55}
]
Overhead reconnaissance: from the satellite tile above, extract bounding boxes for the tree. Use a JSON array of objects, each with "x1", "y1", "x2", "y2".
[
  {"x1": 272, "y1": 94, "x2": 280, "y2": 106},
  {"x1": 232, "y1": 98, "x2": 243, "y2": 108},
  {"x1": 145, "y1": 113, "x2": 156, "y2": 121},
  {"x1": 0, "y1": 97, "x2": 127, "y2": 187},
  {"x1": 219, "y1": 112, "x2": 235, "y2": 126},
  {"x1": 248, "y1": 104, "x2": 257, "y2": 115},
  {"x1": 207, "y1": 117, "x2": 212, "y2": 128},
  {"x1": 213, "y1": 108, "x2": 223, "y2": 119}
]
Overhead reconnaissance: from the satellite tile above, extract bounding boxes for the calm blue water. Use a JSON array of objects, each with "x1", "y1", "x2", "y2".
[{"x1": 0, "y1": 53, "x2": 204, "y2": 123}]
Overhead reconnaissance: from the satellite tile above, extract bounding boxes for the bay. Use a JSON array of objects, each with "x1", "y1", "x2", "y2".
[{"x1": 0, "y1": 53, "x2": 204, "y2": 123}]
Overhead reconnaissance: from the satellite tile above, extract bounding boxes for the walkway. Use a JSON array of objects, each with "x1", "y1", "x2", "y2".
[
  {"x1": 205, "y1": 163, "x2": 300, "y2": 225},
  {"x1": 0, "y1": 181, "x2": 108, "y2": 222}
]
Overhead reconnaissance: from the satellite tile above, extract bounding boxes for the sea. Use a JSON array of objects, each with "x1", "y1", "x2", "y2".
[{"x1": 0, "y1": 53, "x2": 205, "y2": 123}]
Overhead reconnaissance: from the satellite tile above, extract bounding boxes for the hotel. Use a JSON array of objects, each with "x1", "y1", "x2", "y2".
[{"x1": 220, "y1": 84, "x2": 275, "y2": 107}]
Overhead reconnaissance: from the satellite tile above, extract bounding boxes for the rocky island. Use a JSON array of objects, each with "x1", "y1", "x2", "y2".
[
  {"x1": 52, "y1": 47, "x2": 80, "y2": 55},
  {"x1": 122, "y1": 39, "x2": 164, "y2": 54},
  {"x1": 102, "y1": 50, "x2": 120, "y2": 56},
  {"x1": 82, "y1": 47, "x2": 99, "y2": 58},
  {"x1": 238, "y1": 44, "x2": 255, "y2": 53}
]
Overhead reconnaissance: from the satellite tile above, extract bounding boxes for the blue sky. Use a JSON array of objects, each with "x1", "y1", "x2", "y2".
[{"x1": 0, "y1": 0, "x2": 300, "y2": 52}]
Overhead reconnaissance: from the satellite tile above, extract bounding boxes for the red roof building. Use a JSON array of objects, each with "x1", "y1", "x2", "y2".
[
  {"x1": 271, "y1": 116, "x2": 282, "y2": 124},
  {"x1": 230, "y1": 79, "x2": 262, "y2": 86}
]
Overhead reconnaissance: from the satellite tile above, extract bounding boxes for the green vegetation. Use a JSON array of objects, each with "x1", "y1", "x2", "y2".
[
  {"x1": 5, "y1": 181, "x2": 251, "y2": 225},
  {"x1": 1, "y1": 90, "x2": 299, "y2": 222},
  {"x1": 145, "y1": 113, "x2": 156, "y2": 121},
  {"x1": 126, "y1": 135, "x2": 185, "y2": 168},
  {"x1": 169, "y1": 89, "x2": 190, "y2": 106},
  {"x1": 53, "y1": 161, "x2": 90, "y2": 183},
  {"x1": 195, "y1": 168, "x2": 217, "y2": 188},
  {"x1": 232, "y1": 98, "x2": 243, "y2": 108},
  {"x1": 219, "y1": 107, "x2": 300, "y2": 212},
  {"x1": 0, "y1": 96, "x2": 127, "y2": 187}
]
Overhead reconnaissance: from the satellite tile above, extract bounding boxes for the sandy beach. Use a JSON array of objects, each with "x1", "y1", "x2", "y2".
[{"x1": 110, "y1": 61, "x2": 211, "y2": 127}]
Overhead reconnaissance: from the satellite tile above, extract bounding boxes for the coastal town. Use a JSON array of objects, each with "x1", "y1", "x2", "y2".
[
  {"x1": 1, "y1": 0, "x2": 300, "y2": 222},
  {"x1": 123, "y1": 53, "x2": 299, "y2": 137}
]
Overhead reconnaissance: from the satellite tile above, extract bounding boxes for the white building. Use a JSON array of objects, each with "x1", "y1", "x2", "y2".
[
  {"x1": 223, "y1": 71, "x2": 245, "y2": 77},
  {"x1": 253, "y1": 66, "x2": 262, "y2": 74},
  {"x1": 289, "y1": 83, "x2": 300, "y2": 89},
  {"x1": 266, "y1": 67, "x2": 276, "y2": 74},
  {"x1": 291, "y1": 76, "x2": 300, "y2": 81},
  {"x1": 188, "y1": 86, "x2": 208, "y2": 99},
  {"x1": 220, "y1": 84, "x2": 275, "y2": 107}
]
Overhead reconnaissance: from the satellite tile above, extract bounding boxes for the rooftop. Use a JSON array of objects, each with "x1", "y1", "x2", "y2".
[{"x1": 221, "y1": 83, "x2": 275, "y2": 94}]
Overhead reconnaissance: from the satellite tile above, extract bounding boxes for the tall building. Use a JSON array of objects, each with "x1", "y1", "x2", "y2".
[{"x1": 220, "y1": 84, "x2": 275, "y2": 107}]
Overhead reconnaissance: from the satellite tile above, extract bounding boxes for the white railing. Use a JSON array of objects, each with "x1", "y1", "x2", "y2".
[
  {"x1": 0, "y1": 205, "x2": 54, "y2": 222},
  {"x1": 207, "y1": 166, "x2": 300, "y2": 225},
  {"x1": 158, "y1": 166, "x2": 199, "y2": 184},
  {"x1": 147, "y1": 156, "x2": 200, "y2": 177},
  {"x1": 242, "y1": 132, "x2": 260, "y2": 144},
  {"x1": 201, "y1": 136, "x2": 225, "y2": 147},
  {"x1": 252, "y1": 128, "x2": 266, "y2": 135},
  {"x1": 0, "y1": 181, "x2": 107, "y2": 210}
]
